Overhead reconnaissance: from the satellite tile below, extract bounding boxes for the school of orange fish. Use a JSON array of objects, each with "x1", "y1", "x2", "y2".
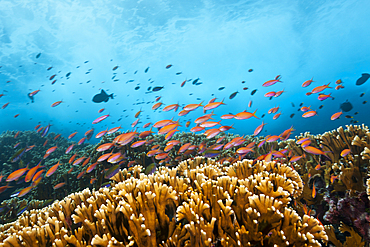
[{"x1": 0, "y1": 65, "x2": 350, "y2": 200}]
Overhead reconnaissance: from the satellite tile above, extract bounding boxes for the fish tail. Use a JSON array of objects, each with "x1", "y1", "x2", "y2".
[
  {"x1": 253, "y1": 109, "x2": 259, "y2": 119},
  {"x1": 109, "y1": 94, "x2": 114, "y2": 99}
]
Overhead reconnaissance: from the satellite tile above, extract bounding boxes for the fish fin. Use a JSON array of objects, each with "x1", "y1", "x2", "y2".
[{"x1": 109, "y1": 93, "x2": 114, "y2": 99}]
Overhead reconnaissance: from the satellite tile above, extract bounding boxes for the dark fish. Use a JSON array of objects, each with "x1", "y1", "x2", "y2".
[
  {"x1": 192, "y1": 78, "x2": 199, "y2": 85},
  {"x1": 147, "y1": 87, "x2": 152, "y2": 91},
  {"x1": 36, "y1": 53, "x2": 41, "y2": 58},
  {"x1": 319, "y1": 105, "x2": 324, "y2": 109},
  {"x1": 229, "y1": 91, "x2": 239, "y2": 99},
  {"x1": 243, "y1": 87, "x2": 248, "y2": 90},
  {"x1": 218, "y1": 87, "x2": 225, "y2": 91},
  {"x1": 197, "y1": 98, "x2": 201, "y2": 100},
  {"x1": 203, "y1": 150, "x2": 221, "y2": 158},
  {"x1": 134, "y1": 70, "x2": 137, "y2": 74},
  {"x1": 360, "y1": 93, "x2": 365, "y2": 97},
  {"x1": 363, "y1": 101, "x2": 367, "y2": 104},
  {"x1": 11, "y1": 147, "x2": 27, "y2": 163},
  {"x1": 145, "y1": 163, "x2": 156, "y2": 175},
  {"x1": 299, "y1": 103, "x2": 303, "y2": 107},
  {"x1": 176, "y1": 72, "x2": 182, "y2": 75},
  {"x1": 269, "y1": 96, "x2": 273, "y2": 100},
  {"x1": 113, "y1": 66, "x2": 119, "y2": 71},
  {"x1": 145, "y1": 67, "x2": 149, "y2": 73},
  {"x1": 353, "y1": 120, "x2": 359, "y2": 123},
  {"x1": 354, "y1": 112, "x2": 359, "y2": 115},
  {"x1": 47, "y1": 66, "x2": 53, "y2": 70},
  {"x1": 345, "y1": 115, "x2": 353, "y2": 119},
  {"x1": 135, "y1": 86, "x2": 140, "y2": 90},
  {"x1": 92, "y1": 89, "x2": 114, "y2": 103},
  {"x1": 152, "y1": 86, "x2": 164, "y2": 92},
  {"x1": 261, "y1": 114, "x2": 265, "y2": 118},
  {"x1": 290, "y1": 113, "x2": 295, "y2": 118},
  {"x1": 241, "y1": 81, "x2": 245, "y2": 84},
  {"x1": 66, "y1": 72, "x2": 71, "y2": 77},
  {"x1": 194, "y1": 82, "x2": 202, "y2": 85},
  {"x1": 248, "y1": 69, "x2": 253, "y2": 72},
  {"x1": 126, "y1": 80, "x2": 134, "y2": 83},
  {"x1": 340, "y1": 100, "x2": 353, "y2": 112},
  {"x1": 251, "y1": 89, "x2": 257, "y2": 95},
  {"x1": 166, "y1": 64, "x2": 172, "y2": 69},
  {"x1": 28, "y1": 93, "x2": 34, "y2": 103},
  {"x1": 291, "y1": 102, "x2": 295, "y2": 107},
  {"x1": 356, "y1": 73, "x2": 370, "y2": 85},
  {"x1": 84, "y1": 61, "x2": 89, "y2": 63},
  {"x1": 41, "y1": 124, "x2": 51, "y2": 137}
]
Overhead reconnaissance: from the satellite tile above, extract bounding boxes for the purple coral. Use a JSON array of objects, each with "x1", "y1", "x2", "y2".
[{"x1": 324, "y1": 191, "x2": 370, "y2": 242}]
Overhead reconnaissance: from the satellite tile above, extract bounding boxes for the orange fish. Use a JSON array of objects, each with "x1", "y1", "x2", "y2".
[
  {"x1": 330, "y1": 175, "x2": 338, "y2": 183},
  {"x1": 46, "y1": 161, "x2": 61, "y2": 177},
  {"x1": 152, "y1": 102, "x2": 163, "y2": 110},
  {"x1": 178, "y1": 109, "x2": 190, "y2": 116},
  {"x1": 73, "y1": 157, "x2": 86, "y2": 166},
  {"x1": 163, "y1": 103, "x2": 180, "y2": 112},
  {"x1": 234, "y1": 109, "x2": 259, "y2": 120},
  {"x1": 134, "y1": 108, "x2": 142, "y2": 118},
  {"x1": 107, "y1": 126, "x2": 121, "y2": 134},
  {"x1": 203, "y1": 99, "x2": 225, "y2": 111},
  {"x1": 32, "y1": 169, "x2": 44, "y2": 182},
  {"x1": 303, "y1": 146, "x2": 329, "y2": 158},
  {"x1": 18, "y1": 186, "x2": 34, "y2": 197},
  {"x1": 253, "y1": 121, "x2": 267, "y2": 136},
  {"x1": 312, "y1": 184, "x2": 316, "y2": 198},
  {"x1": 330, "y1": 111, "x2": 342, "y2": 120},
  {"x1": 302, "y1": 110, "x2": 318, "y2": 118},
  {"x1": 273, "y1": 112, "x2": 282, "y2": 120},
  {"x1": 6, "y1": 165, "x2": 29, "y2": 182},
  {"x1": 51, "y1": 100, "x2": 63, "y2": 107},
  {"x1": 183, "y1": 101, "x2": 204, "y2": 111},
  {"x1": 87, "y1": 162, "x2": 98, "y2": 173},
  {"x1": 335, "y1": 84, "x2": 344, "y2": 90},
  {"x1": 221, "y1": 114, "x2": 234, "y2": 119},
  {"x1": 2, "y1": 102, "x2": 9, "y2": 109},
  {"x1": 25, "y1": 163, "x2": 43, "y2": 183},
  {"x1": 158, "y1": 122, "x2": 180, "y2": 135},
  {"x1": 53, "y1": 182, "x2": 66, "y2": 189},
  {"x1": 302, "y1": 78, "x2": 314, "y2": 87},
  {"x1": 68, "y1": 132, "x2": 78, "y2": 139},
  {"x1": 165, "y1": 128, "x2": 178, "y2": 140},
  {"x1": 340, "y1": 149, "x2": 351, "y2": 157},
  {"x1": 311, "y1": 83, "x2": 331, "y2": 94}
]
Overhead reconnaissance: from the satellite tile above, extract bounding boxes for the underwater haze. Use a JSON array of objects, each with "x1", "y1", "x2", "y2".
[{"x1": 0, "y1": 0, "x2": 369, "y2": 141}]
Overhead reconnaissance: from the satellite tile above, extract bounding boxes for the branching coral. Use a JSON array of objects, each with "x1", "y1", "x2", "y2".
[{"x1": 0, "y1": 158, "x2": 327, "y2": 247}]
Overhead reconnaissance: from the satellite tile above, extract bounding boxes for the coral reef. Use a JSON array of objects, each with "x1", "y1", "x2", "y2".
[{"x1": 0, "y1": 158, "x2": 328, "y2": 246}]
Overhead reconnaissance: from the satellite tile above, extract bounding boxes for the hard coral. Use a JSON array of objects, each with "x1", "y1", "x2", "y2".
[{"x1": 0, "y1": 158, "x2": 327, "y2": 247}]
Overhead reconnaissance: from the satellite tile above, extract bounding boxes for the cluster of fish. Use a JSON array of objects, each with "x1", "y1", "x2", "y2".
[{"x1": 0, "y1": 54, "x2": 369, "y2": 204}]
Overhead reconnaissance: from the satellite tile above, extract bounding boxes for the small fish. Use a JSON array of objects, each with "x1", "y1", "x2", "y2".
[
  {"x1": 356, "y1": 73, "x2": 370, "y2": 85},
  {"x1": 290, "y1": 113, "x2": 295, "y2": 118},
  {"x1": 166, "y1": 64, "x2": 172, "y2": 69},
  {"x1": 92, "y1": 89, "x2": 114, "y2": 103},
  {"x1": 51, "y1": 100, "x2": 63, "y2": 107},
  {"x1": 302, "y1": 110, "x2": 318, "y2": 118},
  {"x1": 180, "y1": 80, "x2": 186, "y2": 87},
  {"x1": 341, "y1": 149, "x2": 351, "y2": 157},
  {"x1": 319, "y1": 105, "x2": 324, "y2": 109},
  {"x1": 345, "y1": 115, "x2": 353, "y2": 119},
  {"x1": 312, "y1": 184, "x2": 316, "y2": 198},
  {"x1": 243, "y1": 87, "x2": 248, "y2": 90},
  {"x1": 92, "y1": 114, "x2": 110, "y2": 124},
  {"x1": 113, "y1": 66, "x2": 119, "y2": 71},
  {"x1": 68, "y1": 132, "x2": 77, "y2": 139},
  {"x1": 363, "y1": 101, "x2": 367, "y2": 104},
  {"x1": 53, "y1": 182, "x2": 66, "y2": 189},
  {"x1": 135, "y1": 86, "x2": 140, "y2": 90},
  {"x1": 218, "y1": 87, "x2": 225, "y2": 91},
  {"x1": 229, "y1": 91, "x2": 239, "y2": 99},
  {"x1": 152, "y1": 86, "x2": 164, "y2": 92},
  {"x1": 36, "y1": 53, "x2": 41, "y2": 58},
  {"x1": 360, "y1": 92, "x2": 365, "y2": 97},
  {"x1": 248, "y1": 69, "x2": 253, "y2": 72},
  {"x1": 145, "y1": 67, "x2": 149, "y2": 73},
  {"x1": 251, "y1": 89, "x2": 257, "y2": 95},
  {"x1": 302, "y1": 78, "x2": 314, "y2": 87}
]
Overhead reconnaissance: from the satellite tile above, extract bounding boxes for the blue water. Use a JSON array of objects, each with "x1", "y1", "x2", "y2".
[{"x1": 0, "y1": 0, "x2": 369, "y2": 141}]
